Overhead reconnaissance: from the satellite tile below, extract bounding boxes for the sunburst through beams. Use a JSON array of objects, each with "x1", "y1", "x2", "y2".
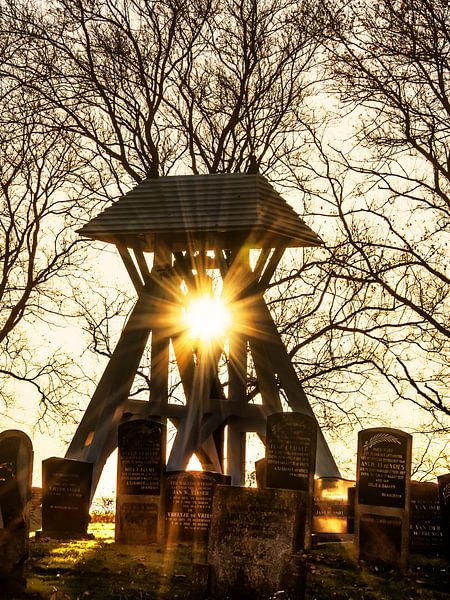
[{"x1": 182, "y1": 295, "x2": 232, "y2": 341}]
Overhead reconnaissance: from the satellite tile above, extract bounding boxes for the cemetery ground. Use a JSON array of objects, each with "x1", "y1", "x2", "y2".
[{"x1": 23, "y1": 522, "x2": 450, "y2": 600}]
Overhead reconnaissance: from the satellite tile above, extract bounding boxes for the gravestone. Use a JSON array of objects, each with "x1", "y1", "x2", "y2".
[
  {"x1": 165, "y1": 471, "x2": 230, "y2": 543},
  {"x1": 29, "y1": 487, "x2": 43, "y2": 532},
  {"x1": 410, "y1": 481, "x2": 444, "y2": 554},
  {"x1": 437, "y1": 473, "x2": 450, "y2": 556},
  {"x1": 0, "y1": 430, "x2": 33, "y2": 596},
  {"x1": 42, "y1": 457, "x2": 92, "y2": 539},
  {"x1": 312, "y1": 477, "x2": 355, "y2": 540},
  {"x1": 266, "y1": 412, "x2": 317, "y2": 548},
  {"x1": 266, "y1": 412, "x2": 317, "y2": 492},
  {"x1": 115, "y1": 417, "x2": 166, "y2": 544},
  {"x1": 355, "y1": 427, "x2": 412, "y2": 571},
  {"x1": 347, "y1": 486, "x2": 356, "y2": 534},
  {"x1": 207, "y1": 486, "x2": 308, "y2": 600},
  {"x1": 255, "y1": 457, "x2": 266, "y2": 488}
]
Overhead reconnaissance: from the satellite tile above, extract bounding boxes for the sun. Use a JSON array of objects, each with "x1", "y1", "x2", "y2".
[{"x1": 183, "y1": 296, "x2": 231, "y2": 341}]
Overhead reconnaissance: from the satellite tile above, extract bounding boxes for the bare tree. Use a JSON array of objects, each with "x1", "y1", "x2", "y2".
[
  {"x1": 0, "y1": 81, "x2": 93, "y2": 421},
  {"x1": 2, "y1": 0, "x2": 215, "y2": 185},
  {"x1": 2, "y1": 0, "x2": 447, "y2": 477},
  {"x1": 166, "y1": 0, "x2": 330, "y2": 175},
  {"x1": 0, "y1": 0, "x2": 333, "y2": 406},
  {"x1": 258, "y1": 0, "x2": 449, "y2": 473}
]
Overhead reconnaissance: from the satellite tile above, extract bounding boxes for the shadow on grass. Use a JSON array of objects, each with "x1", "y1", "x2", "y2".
[{"x1": 25, "y1": 524, "x2": 207, "y2": 600}]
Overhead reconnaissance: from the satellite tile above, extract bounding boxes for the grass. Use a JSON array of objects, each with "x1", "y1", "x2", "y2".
[
  {"x1": 26, "y1": 524, "x2": 206, "y2": 600},
  {"x1": 23, "y1": 524, "x2": 449, "y2": 600},
  {"x1": 306, "y1": 543, "x2": 449, "y2": 599}
]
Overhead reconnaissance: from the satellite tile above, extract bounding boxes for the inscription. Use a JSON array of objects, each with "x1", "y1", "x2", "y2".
[
  {"x1": 118, "y1": 420, "x2": 163, "y2": 496},
  {"x1": 47, "y1": 471, "x2": 84, "y2": 498},
  {"x1": 410, "y1": 483, "x2": 443, "y2": 551},
  {"x1": 358, "y1": 430, "x2": 408, "y2": 508},
  {"x1": 165, "y1": 471, "x2": 229, "y2": 541},
  {"x1": 266, "y1": 413, "x2": 316, "y2": 492},
  {"x1": 42, "y1": 458, "x2": 92, "y2": 537}
]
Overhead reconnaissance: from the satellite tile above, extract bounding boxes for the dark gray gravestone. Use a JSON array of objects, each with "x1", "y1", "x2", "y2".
[
  {"x1": 165, "y1": 471, "x2": 230, "y2": 544},
  {"x1": 355, "y1": 427, "x2": 412, "y2": 571},
  {"x1": 42, "y1": 457, "x2": 92, "y2": 539},
  {"x1": 437, "y1": 473, "x2": 450, "y2": 557},
  {"x1": 207, "y1": 486, "x2": 308, "y2": 600},
  {"x1": 266, "y1": 412, "x2": 317, "y2": 492},
  {"x1": 312, "y1": 477, "x2": 355, "y2": 539},
  {"x1": 115, "y1": 418, "x2": 166, "y2": 544},
  {"x1": 255, "y1": 457, "x2": 266, "y2": 488},
  {"x1": 347, "y1": 487, "x2": 356, "y2": 534},
  {"x1": 266, "y1": 412, "x2": 316, "y2": 549},
  {"x1": 410, "y1": 481, "x2": 444, "y2": 554},
  {"x1": 0, "y1": 430, "x2": 33, "y2": 596}
]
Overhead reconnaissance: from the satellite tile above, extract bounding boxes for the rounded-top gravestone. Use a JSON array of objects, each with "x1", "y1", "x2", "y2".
[{"x1": 0, "y1": 429, "x2": 33, "y2": 596}]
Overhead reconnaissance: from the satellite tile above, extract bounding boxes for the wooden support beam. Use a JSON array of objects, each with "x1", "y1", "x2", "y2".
[
  {"x1": 252, "y1": 248, "x2": 271, "y2": 281},
  {"x1": 149, "y1": 238, "x2": 172, "y2": 408},
  {"x1": 173, "y1": 252, "x2": 195, "y2": 287},
  {"x1": 117, "y1": 243, "x2": 144, "y2": 293},
  {"x1": 247, "y1": 292, "x2": 340, "y2": 478},
  {"x1": 127, "y1": 398, "x2": 265, "y2": 423},
  {"x1": 228, "y1": 333, "x2": 247, "y2": 402},
  {"x1": 196, "y1": 435, "x2": 222, "y2": 472},
  {"x1": 249, "y1": 337, "x2": 282, "y2": 414},
  {"x1": 65, "y1": 291, "x2": 153, "y2": 498},
  {"x1": 214, "y1": 248, "x2": 230, "y2": 278},
  {"x1": 257, "y1": 245, "x2": 286, "y2": 291},
  {"x1": 225, "y1": 246, "x2": 249, "y2": 485},
  {"x1": 133, "y1": 246, "x2": 152, "y2": 286},
  {"x1": 167, "y1": 344, "x2": 220, "y2": 470},
  {"x1": 171, "y1": 334, "x2": 195, "y2": 400}
]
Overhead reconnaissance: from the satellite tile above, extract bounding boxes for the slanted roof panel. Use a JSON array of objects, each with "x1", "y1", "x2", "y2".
[{"x1": 78, "y1": 173, "x2": 322, "y2": 250}]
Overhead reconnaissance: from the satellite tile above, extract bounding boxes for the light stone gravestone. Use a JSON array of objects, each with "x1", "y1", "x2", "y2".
[
  {"x1": 42, "y1": 457, "x2": 92, "y2": 539},
  {"x1": 0, "y1": 430, "x2": 33, "y2": 596},
  {"x1": 355, "y1": 427, "x2": 412, "y2": 571},
  {"x1": 29, "y1": 486, "x2": 42, "y2": 532},
  {"x1": 165, "y1": 470, "x2": 230, "y2": 544},
  {"x1": 312, "y1": 477, "x2": 355, "y2": 540},
  {"x1": 265, "y1": 412, "x2": 317, "y2": 548},
  {"x1": 410, "y1": 481, "x2": 444, "y2": 554},
  {"x1": 206, "y1": 485, "x2": 308, "y2": 600},
  {"x1": 115, "y1": 417, "x2": 166, "y2": 544}
]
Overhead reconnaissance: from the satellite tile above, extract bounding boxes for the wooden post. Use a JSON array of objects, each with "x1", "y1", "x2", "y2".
[
  {"x1": 226, "y1": 247, "x2": 249, "y2": 486},
  {"x1": 149, "y1": 237, "x2": 172, "y2": 410}
]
